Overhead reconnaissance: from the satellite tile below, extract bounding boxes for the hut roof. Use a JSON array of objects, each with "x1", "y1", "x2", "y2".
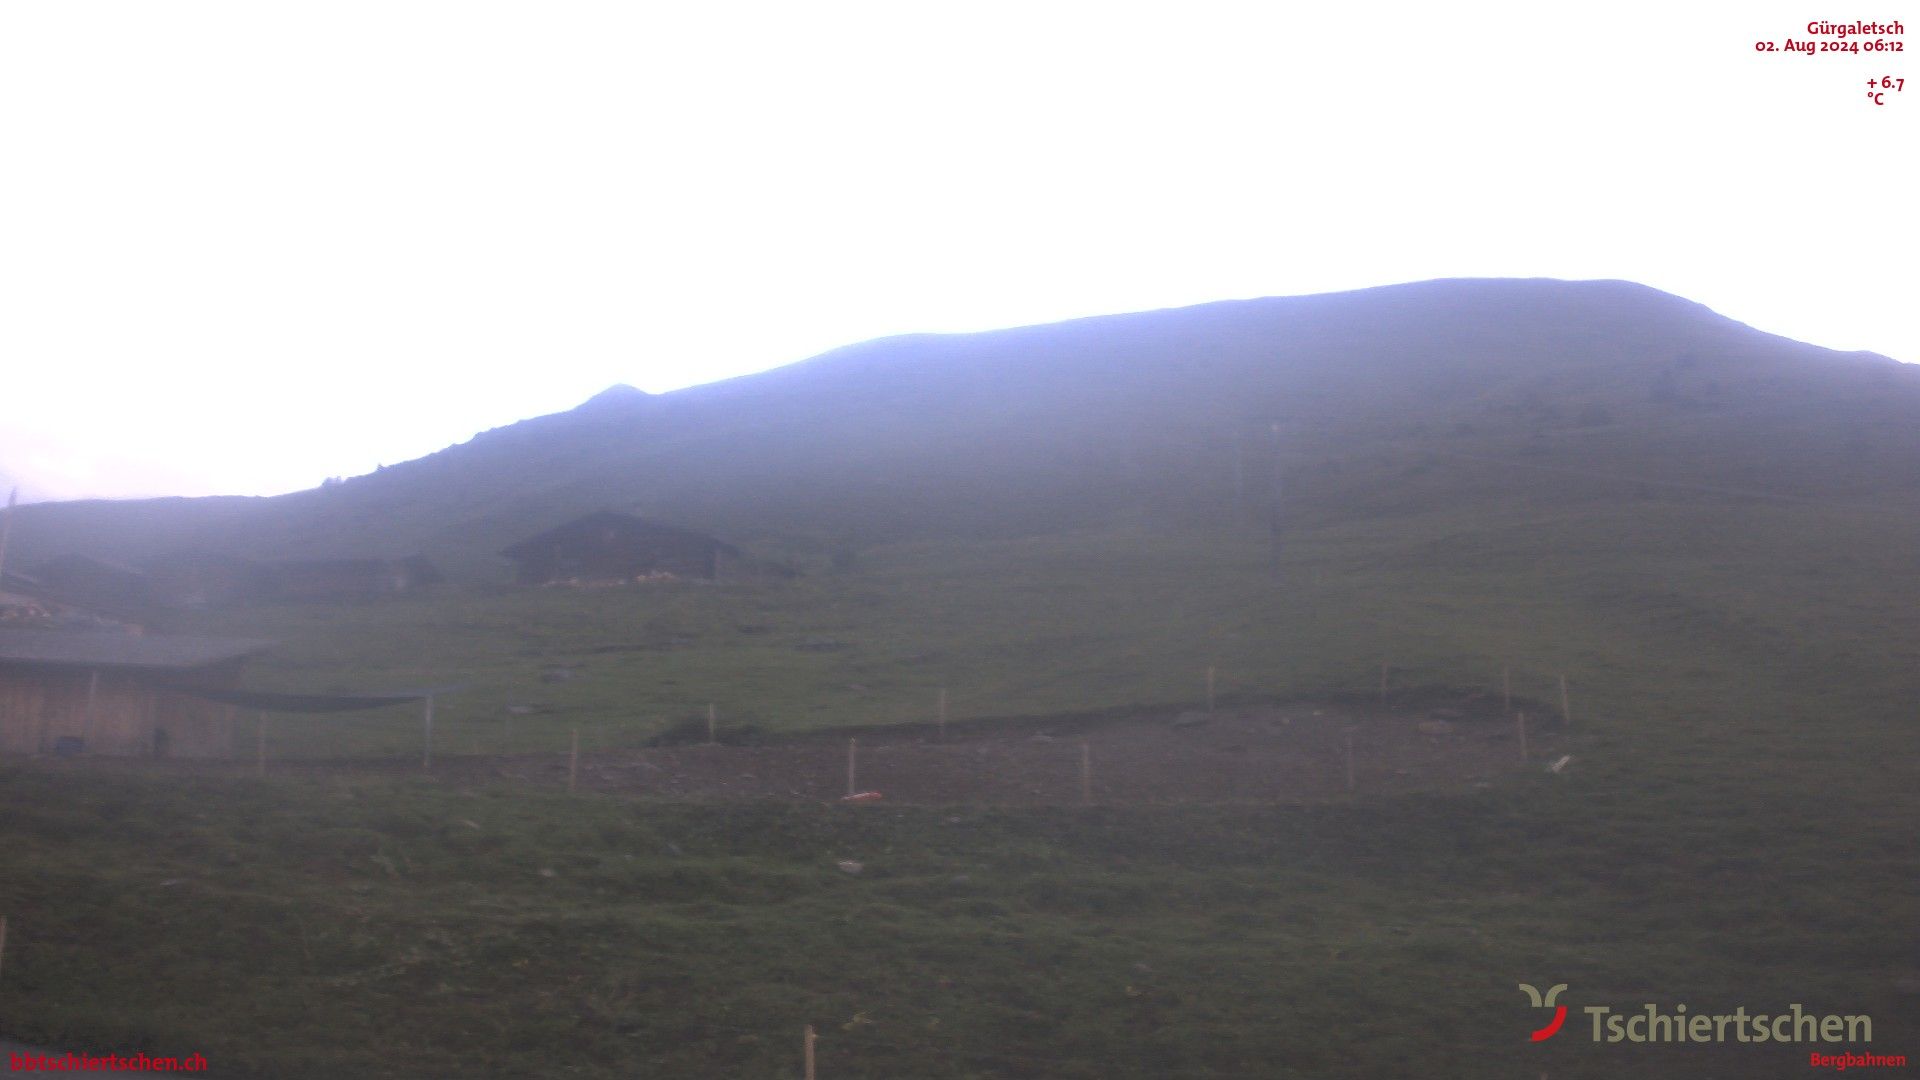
[
  {"x1": 500, "y1": 512, "x2": 741, "y2": 558},
  {"x1": 0, "y1": 592, "x2": 53, "y2": 618},
  {"x1": 186, "y1": 687, "x2": 456, "y2": 712},
  {"x1": 0, "y1": 628, "x2": 272, "y2": 671}
]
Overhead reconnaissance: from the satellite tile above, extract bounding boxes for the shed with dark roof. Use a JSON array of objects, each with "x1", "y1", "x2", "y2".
[
  {"x1": 0, "y1": 628, "x2": 271, "y2": 758},
  {"x1": 21, "y1": 554, "x2": 157, "y2": 622}
]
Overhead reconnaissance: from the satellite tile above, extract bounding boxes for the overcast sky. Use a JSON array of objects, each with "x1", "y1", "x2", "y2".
[{"x1": 1, "y1": 1, "x2": 1912, "y2": 501}]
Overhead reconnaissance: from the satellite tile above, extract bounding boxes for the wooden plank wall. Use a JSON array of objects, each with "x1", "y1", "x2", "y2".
[
  {"x1": 0, "y1": 667, "x2": 239, "y2": 758},
  {"x1": 0, "y1": 668, "x2": 63, "y2": 754}
]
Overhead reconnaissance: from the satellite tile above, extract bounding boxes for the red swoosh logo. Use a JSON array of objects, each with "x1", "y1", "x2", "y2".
[{"x1": 1530, "y1": 1005, "x2": 1567, "y2": 1042}]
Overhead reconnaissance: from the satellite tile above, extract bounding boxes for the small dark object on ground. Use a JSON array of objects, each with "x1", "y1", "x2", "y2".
[{"x1": 795, "y1": 638, "x2": 851, "y2": 653}]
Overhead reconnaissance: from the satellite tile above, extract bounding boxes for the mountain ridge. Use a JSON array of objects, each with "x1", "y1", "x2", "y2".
[{"x1": 7, "y1": 277, "x2": 1916, "y2": 580}]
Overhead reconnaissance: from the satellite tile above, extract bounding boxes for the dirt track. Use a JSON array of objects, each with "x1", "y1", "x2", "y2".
[
  {"x1": 445, "y1": 697, "x2": 1567, "y2": 805},
  {"x1": 20, "y1": 695, "x2": 1568, "y2": 805}
]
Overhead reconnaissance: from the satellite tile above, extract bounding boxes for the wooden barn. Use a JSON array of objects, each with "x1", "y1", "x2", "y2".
[
  {"x1": 0, "y1": 586, "x2": 139, "y2": 633},
  {"x1": 0, "y1": 591, "x2": 56, "y2": 625},
  {"x1": 0, "y1": 628, "x2": 270, "y2": 758},
  {"x1": 23, "y1": 554, "x2": 156, "y2": 621},
  {"x1": 502, "y1": 512, "x2": 743, "y2": 584},
  {"x1": 125, "y1": 552, "x2": 444, "y2": 607}
]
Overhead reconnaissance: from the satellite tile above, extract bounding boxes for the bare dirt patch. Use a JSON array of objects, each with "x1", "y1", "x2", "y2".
[
  {"x1": 450, "y1": 697, "x2": 1568, "y2": 804},
  {"x1": 16, "y1": 695, "x2": 1568, "y2": 805}
]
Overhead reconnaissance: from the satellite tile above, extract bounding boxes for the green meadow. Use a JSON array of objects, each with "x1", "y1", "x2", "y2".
[
  {"x1": 155, "y1": 495, "x2": 1918, "y2": 760},
  {"x1": 3, "y1": 489, "x2": 1916, "y2": 1077},
  {"x1": 5, "y1": 281, "x2": 1918, "y2": 1075}
]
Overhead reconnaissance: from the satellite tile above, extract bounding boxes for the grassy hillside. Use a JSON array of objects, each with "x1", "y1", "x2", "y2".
[
  {"x1": 2, "y1": 488, "x2": 1916, "y2": 1076},
  {"x1": 1, "y1": 278, "x2": 1916, "y2": 1077},
  {"x1": 9, "y1": 277, "x2": 1917, "y2": 581},
  {"x1": 2, "y1": 762, "x2": 1911, "y2": 1079},
  {"x1": 159, "y1": 495, "x2": 1920, "y2": 763}
]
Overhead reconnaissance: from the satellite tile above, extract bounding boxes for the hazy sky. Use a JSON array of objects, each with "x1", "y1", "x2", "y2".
[{"x1": 2, "y1": 1, "x2": 1912, "y2": 501}]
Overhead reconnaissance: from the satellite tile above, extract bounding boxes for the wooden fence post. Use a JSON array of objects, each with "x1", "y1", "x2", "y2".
[
  {"x1": 568, "y1": 729, "x2": 580, "y2": 793},
  {"x1": 421, "y1": 694, "x2": 435, "y2": 770},
  {"x1": 707, "y1": 703, "x2": 717, "y2": 745},
  {"x1": 1558, "y1": 675, "x2": 1573, "y2": 728},
  {"x1": 803, "y1": 1024, "x2": 817, "y2": 1080},
  {"x1": 81, "y1": 669, "x2": 99, "y2": 749},
  {"x1": 1079, "y1": 741, "x2": 1092, "y2": 805}
]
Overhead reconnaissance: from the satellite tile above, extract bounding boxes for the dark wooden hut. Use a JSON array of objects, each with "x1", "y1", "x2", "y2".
[
  {"x1": 0, "y1": 590, "x2": 57, "y2": 626},
  {"x1": 0, "y1": 628, "x2": 271, "y2": 758},
  {"x1": 136, "y1": 553, "x2": 441, "y2": 606},
  {"x1": 501, "y1": 512, "x2": 742, "y2": 584},
  {"x1": 22, "y1": 554, "x2": 156, "y2": 620}
]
